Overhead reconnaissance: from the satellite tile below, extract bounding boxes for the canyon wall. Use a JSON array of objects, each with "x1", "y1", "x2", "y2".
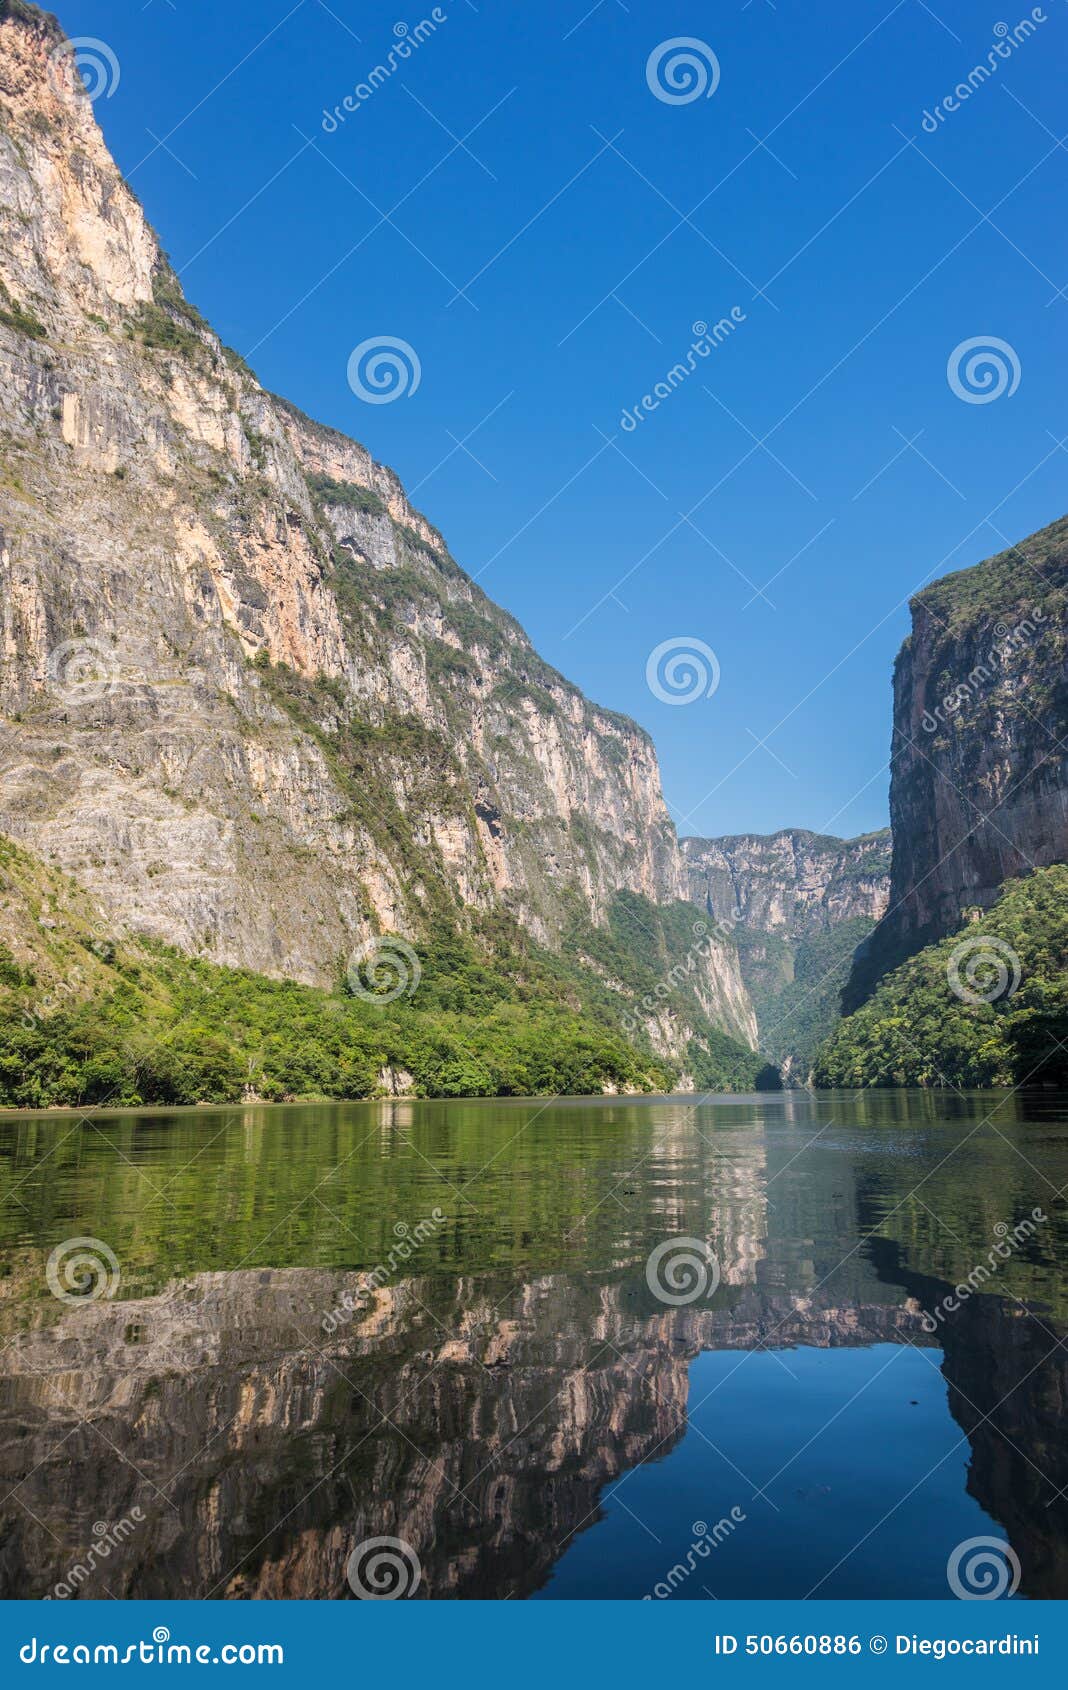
[
  {"x1": 683, "y1": 829, "x2": 891, "y2": 1079},
  {"x1": 845, "y1": 515, "x2": 1068, "y2": 1010},
  {"x1": 682, "y1": 829, "x2": 891, "y2": 938},
  {"x1": 0, "y1": 6, "x2": 755, "y2": 1052}
]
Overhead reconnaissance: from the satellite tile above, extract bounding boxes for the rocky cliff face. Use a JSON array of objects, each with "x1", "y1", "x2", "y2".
[
  {"x1": 845, "y1": 515, "x2": 1068, "y2": 1009},
  {"x1": 682, "y1": 829, "x2": 891, "y2": 939},
  {"x1": 682, "y1": 829, "x2": 891, "y2": 1079},
  {"x1": 0, "y1": 6, "x2": 755, "y2": 1052}
]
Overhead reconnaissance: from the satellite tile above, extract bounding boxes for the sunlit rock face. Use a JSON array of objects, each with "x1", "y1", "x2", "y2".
[
  {"x1": 0, "y1": 6, "x2": 753, "y2": 1052},
  {"x1": 682, "y1": 830, "x2": 891, "y2": 939},
  {"x1": 682, "y1": 830, "x2": 891, "y2": 1079}
]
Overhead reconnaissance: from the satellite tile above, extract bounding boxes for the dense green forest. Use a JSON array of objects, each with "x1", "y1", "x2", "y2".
[
  {"x1": 0, "y1": 838, "x2": 771, "y2": 1109},
  {"x1": 813, "y1": 865, "x2": 1068, "y2": 1088},
  {"x1": 732, "y1": 916, "x2": 877, "y2": 1079}
]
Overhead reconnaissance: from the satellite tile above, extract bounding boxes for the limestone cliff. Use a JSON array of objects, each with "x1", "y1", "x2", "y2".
[
  {"x1": 0, "y1": 5, "x2": 755, "y2": 1056},
  {"x1": 845, "y1": 514, "x2": 1068, "y2": 1010},
  {"x1": 682, "y1": 829, "x2": 891, "y2": 938},
  {"x1": 683, "y1": 829, "x2": 891, "y2": 1079}
]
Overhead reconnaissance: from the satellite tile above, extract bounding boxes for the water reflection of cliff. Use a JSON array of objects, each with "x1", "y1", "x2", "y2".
[
  {"x1": 1, "y1": 1255, "x2": 1063, "y2": 1600},
  {"x1": 1, "y1": 1099, "x2": 1066, "y2": 1601},
  {"x1": 865, "y1": 1232, "x2": 1068, "y2": 1601}
]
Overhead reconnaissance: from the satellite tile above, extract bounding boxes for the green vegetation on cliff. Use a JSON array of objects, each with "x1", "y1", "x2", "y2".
[
  {"x1": 0, "y1": 837, "x2": 766, "y2": 1109},
  {"x1": 738, "y1": 916, "x2": 878, "y2": 1079},
  {"x1": 565, "y1": 890, "x2": 777, "y2": 1092},
  {"x1": 909, "y1": 513, "x2": 1068, "y2": 633},
  {"x1": 813, "y1": 866, "x2": 1068, "y2": 1088},
  {"x1": 0, "y1": 950, "x2": 677, "y2": 1110},
  {"x1": 0, "y1": 2, "x2": 61, "y2": 39},
  {"x1": 0, "y1": 934, "x2": 670, "y2": 1111}
]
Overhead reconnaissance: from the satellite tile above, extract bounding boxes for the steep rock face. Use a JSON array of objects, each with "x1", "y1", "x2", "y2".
[
  {"x1": 845, "y1": 516, "x2": 1068, "y2": 1009},
  {"x1": 682, "y1": 830, "x2": 891, "y2": 1079},
  {"x1": 0, "y1": 7, "x2": 754, "y2": 1050},
  {"x1": 682, "y1": 829, "x2": 891, "y2": 938}
]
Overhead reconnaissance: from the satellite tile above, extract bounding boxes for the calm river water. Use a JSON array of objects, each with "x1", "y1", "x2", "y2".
[{"x1": 0, "y1": 1090, "x2": 1065, "y2": 1599}]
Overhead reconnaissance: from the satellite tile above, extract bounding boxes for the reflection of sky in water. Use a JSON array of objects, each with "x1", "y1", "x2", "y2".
[{"x1": 538, "y1": 1346, "x2": 1003, "y2": 1600}]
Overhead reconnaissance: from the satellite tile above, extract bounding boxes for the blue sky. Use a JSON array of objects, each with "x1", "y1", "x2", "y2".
[{"x1": 60, "y1": 0, "x2": 1067, "y2": 839}]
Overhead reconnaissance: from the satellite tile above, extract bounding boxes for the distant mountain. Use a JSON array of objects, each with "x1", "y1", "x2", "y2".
[{"x1": 683, "y1": 829, "x2": 891, "y2": 1081}]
